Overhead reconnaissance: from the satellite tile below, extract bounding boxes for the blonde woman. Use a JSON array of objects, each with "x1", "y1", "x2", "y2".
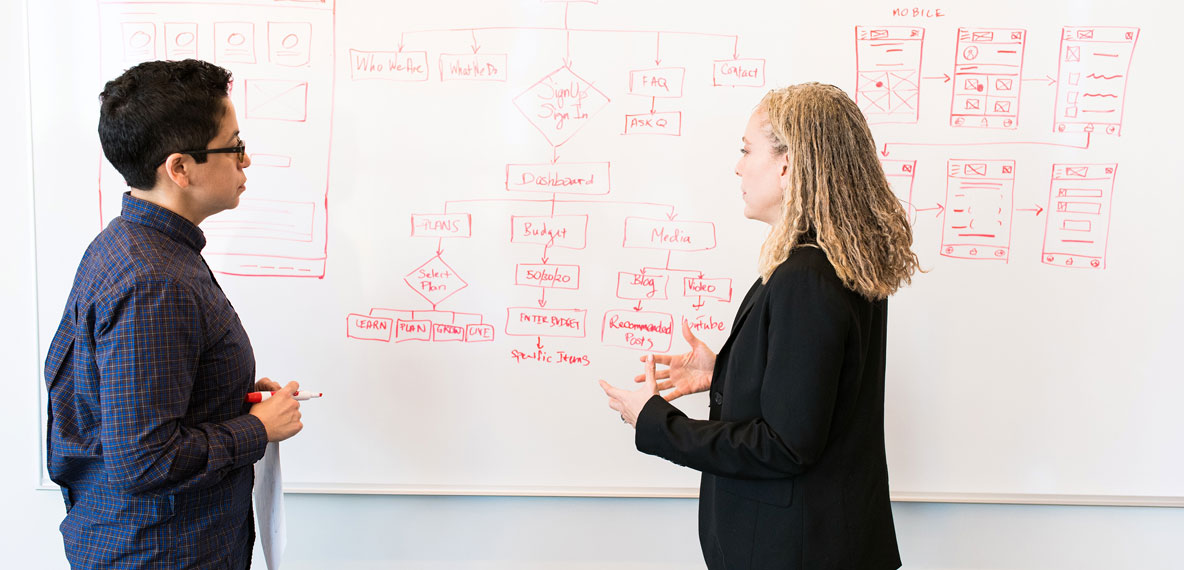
[{"x1": 601, "y1": 83, "x2": 918, "y2": 569}]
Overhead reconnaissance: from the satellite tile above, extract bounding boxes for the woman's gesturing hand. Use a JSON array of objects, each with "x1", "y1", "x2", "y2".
[
  {"x1": 636, "y1": 319, "x2": 716, "y2": 402},
  {"x1": 600, "y1": 355, "x2": 659, "y2": 428}
]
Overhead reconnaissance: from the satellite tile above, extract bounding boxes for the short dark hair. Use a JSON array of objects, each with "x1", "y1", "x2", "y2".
[{"x1": 98, "y1": 59, "x2": 233, "y2": 190}]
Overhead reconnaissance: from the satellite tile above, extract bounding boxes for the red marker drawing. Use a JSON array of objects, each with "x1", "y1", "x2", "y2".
[{"x1": 245, "y1": 391, "x2": 323, "y2": 403}]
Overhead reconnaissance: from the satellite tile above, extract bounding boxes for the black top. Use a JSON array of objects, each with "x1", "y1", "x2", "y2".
[{"x1": 636, "y1": 247, "x2": 901, "y2": 569}]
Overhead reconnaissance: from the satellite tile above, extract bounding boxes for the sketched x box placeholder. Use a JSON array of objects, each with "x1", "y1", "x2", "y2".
[{"x1": 245, "y1": 79, "x2": 309, "y2": 122}]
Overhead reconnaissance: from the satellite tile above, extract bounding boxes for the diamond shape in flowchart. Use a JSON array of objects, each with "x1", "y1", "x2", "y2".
[
  {"x1": 514, "y1": 66, "x2": 610, "y2": 147},
  {"x1": 405, "y1": 256, "x2": 467, "y2": 306}
]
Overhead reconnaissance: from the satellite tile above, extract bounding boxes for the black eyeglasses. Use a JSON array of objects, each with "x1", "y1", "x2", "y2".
[{"x1": 159, "y1": 140, "x2": 247, "y2": 165}]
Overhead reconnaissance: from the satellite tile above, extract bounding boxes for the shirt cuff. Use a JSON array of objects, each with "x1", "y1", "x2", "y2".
[{"x1": 225, "y1": 414, "x2": 269, "y2": 468}]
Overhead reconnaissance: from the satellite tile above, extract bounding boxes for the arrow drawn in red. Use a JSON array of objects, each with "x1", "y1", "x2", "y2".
[
  {"x1": 916, "y1": 203, "x2": 945, "y2": 217},
  {"x1": 1021, "y1": 74, "x2": 1057, "y2": 86},
  {"x1": 562, "y1": 30, "x2": 572, "y2": 68}
]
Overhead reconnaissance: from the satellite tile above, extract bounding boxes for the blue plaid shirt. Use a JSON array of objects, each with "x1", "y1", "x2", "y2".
[{"x1": 45, "y1": 193, "x2": 268, "y2": 569}]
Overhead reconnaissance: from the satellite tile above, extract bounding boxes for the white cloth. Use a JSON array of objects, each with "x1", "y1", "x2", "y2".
[{"x1": 253, "y1": 442, "x2": 286, "y2": 570}]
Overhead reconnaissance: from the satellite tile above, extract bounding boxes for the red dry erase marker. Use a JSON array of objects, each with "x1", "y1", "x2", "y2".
[{"x1": 245, "y1": 391, "x2": 323, "y2": 403}]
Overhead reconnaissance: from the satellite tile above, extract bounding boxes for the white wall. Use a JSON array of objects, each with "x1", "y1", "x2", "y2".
[{"x1": 3, "y1": 0, "x2": 1181, "y2": 568}]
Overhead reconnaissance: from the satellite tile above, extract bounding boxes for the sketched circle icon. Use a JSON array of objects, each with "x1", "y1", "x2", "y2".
[
  {"x1": 130, "y1": 31, "x2": 152, "y2": 48},
  {"x1": 175, "y1": 32, "x2": 195, "y2": 47},
  {"x1": 1106, "y1": 125, "x2": 1118, "y2": 134},
  {"x1": 1046, "y1": 255, "x2": 1055, "y2": 263},
  {"x1": 954, "y1": 117, "x2": 965, "y2": 126},
  {"x1": 228, "y1": 33, "x2": 247, "y2": 46},
  {"x1": 1066, "y1": 257, "x2": 1075, "y2": 266},
  {"x1": 945, "y1": 246, "x2": 955, "y2": 255},
  {"x1": 1090, "y1": 259, "x2": 1101, "y2": 268},
  {"x1": 1057, "y1": 123, "x2": 1066, "y2": 132},
  {"x1": 283, "y1": 34, "x2": 300, "y2": 49},
  {"x1": 968, "y1": 248, "x2": 978, "y2": 256},
  {"x1": 963, "y1": 46, "x2": 979, "y2": 60},
  {"x1": 994, "y1": 249, "x2": 1006, "y2": 257}
]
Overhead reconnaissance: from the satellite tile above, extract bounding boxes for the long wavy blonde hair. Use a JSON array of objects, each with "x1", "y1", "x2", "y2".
[{"x1": 756, "y1": 83, "x2": 920, "y2": 300}]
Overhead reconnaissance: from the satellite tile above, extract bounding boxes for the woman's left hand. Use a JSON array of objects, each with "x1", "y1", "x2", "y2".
[{"x1": 599, "y1": 355, "x2": 658, "y2": 428}]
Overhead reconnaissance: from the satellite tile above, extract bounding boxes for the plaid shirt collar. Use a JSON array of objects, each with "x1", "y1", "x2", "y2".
[{"x1": 120, "y1": 192, "x2": 206, "y2": 253}]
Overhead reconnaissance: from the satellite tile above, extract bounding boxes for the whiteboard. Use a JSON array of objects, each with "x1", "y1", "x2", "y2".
[{"x1": 28, "y1": 0, "x2": 1184, "y2": 504}]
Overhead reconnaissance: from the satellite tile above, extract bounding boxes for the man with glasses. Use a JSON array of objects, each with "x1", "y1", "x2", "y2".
[{"x1": 44, "y1": 59, "x2": 305, "y2": 569}]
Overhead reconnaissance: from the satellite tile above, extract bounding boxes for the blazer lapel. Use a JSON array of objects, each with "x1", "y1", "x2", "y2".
[{"x1": 716, "y1": 278, "x2": 763, "y2": 357}]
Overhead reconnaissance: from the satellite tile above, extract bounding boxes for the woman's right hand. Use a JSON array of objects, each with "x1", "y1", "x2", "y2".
[
  {"x1": 249, "y1": 380, "x2": 304, "y2": 442},
  {"x1": 636, "y1": 319, "x2": 716, "y2": 402}
]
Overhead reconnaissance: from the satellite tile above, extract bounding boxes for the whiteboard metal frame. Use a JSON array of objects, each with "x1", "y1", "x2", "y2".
[
  {"x1": 275, "y1": 484, "x2": 1184, "y2": 508},
  {"x1": 34, "y1": 478, "x2": 1184, "y2": 507},
  {"x1": 23, "y1": 0, "x2": 51, "y2": 492}
]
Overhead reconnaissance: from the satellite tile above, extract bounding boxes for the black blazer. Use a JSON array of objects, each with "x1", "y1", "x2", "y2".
[{"x1": 636, "y1": 247, "x2": 901, "y2": 570}]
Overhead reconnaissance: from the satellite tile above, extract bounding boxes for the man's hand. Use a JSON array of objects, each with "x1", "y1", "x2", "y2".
[{"x1": 249, "y1": 380, "x2": 303, "y2": 442}]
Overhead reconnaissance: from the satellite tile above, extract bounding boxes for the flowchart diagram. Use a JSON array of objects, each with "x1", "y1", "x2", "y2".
[
  {"x1": 93, "y1": 1, "x2": 1142, "y2": 365},
  {"x1": 342, "y1": 2, "x2": 755, "y2": 358},
  {"x1": 859, "y1": 23, "x2": 1138, "y2": 270}
]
